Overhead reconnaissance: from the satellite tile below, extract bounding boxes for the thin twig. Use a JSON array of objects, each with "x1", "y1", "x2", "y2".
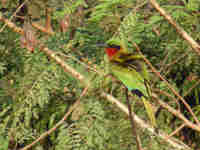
[
  {"x1": 32, "y1": 22, "x2": 54, "y2": 35},
  {"x1": 152, "y1": 94, "x2": 200, "y2": 132},
  {"x1": 158, "y1": 51, "x2": 169, "y2": 73},
  {"x1": 40, "y1": 46, "x2": 86, "y2": 84},
  {"x1": 133, "y1": 42, "x2": 200, "y2": 126},
  {"x1": 0, "y1": 0, "x2": 29, "y2": 33},
  {"x1": 125, "y1": 88, "x2": 143, "y2": 150},
  {"x1": 132, "y1": 0, "x2": 148, "y2": 13},
  {"x1": 102, "y1": 92, "x2": 191, "y2": 150},
  {"x1": 164, "y1": 52, "x2": 189, "y2": 76},
  {"x1": 58, "y1": 53, "x2": 103, "y2": 75},
  {"x1": 154, "y1": 89, "x2": 180, "y2": 112},
  {"x1": 152, "y1": 51, "x2": 169, "y2": 86},
  {"x1": 183, "y1": 79, "x2": 200, "y2": 97},
  {"x1": 165, "y1": 52, "x2": 189, "y2": 69},
  {"x1": 0, "y1": 13, "x2": 24, "y2": 35},
  {"x1": 165, "y1": 123, "x2": 186, "y2": 141},
  {"x1": 149, "y1": 0, "x2": 200, "y2": 56},
  {"x1": 20, "y1": 86, "x2": 89, "y2": 150},
  {"x1": 0, "y1": 16, "x2": 193, "y2": 150}
]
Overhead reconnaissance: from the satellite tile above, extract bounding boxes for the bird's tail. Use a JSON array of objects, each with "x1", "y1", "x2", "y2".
[{"x1": 142, "y1": 96, "x2": 157, "y2": 128}]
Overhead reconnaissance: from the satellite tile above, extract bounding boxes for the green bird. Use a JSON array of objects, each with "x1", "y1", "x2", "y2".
[{"x1": 105, "y1": 39, "x2": 156, "y2": 128}]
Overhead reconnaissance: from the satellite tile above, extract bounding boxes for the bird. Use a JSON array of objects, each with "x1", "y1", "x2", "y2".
[{"x1": 104, "y1": 39, "x2": 156, "y2": 127}]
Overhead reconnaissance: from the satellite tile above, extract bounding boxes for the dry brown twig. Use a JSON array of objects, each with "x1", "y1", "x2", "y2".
[
  {"x1": 154, "y1": 89, "x2": 180, "y2": 112},
  {"x1": 0, "y1": 0, "x2": 54, "y2": 35},
  {"x1": 102, "y1": 92, "x2": 191, "y2": 150},
  {"x1": 183, "y1": 78, "x2": 200, "y2": 97},
  {"x1": 158, "y1": 51, "x2": 169, "y2": 73},
  {"x1": 32, "y1": 22, "x2": 54, "y2": 35},
  {"x1": 165, "y1": 52, "x2": 188, "y2": 69},
  {"x1": 0, "y1": 0, "x2": 29, "y2": 33},
  {"x1": 152, "y1": 94, "x2": 200, "y2": 132},
  {"x1": 165, "y1": 123, "x2": 186, "y2": 141},
  {"x1": 164, "y1": 52, "x2": 189, "y2": 76},
  {"x1": 149, "y1": 0, "x2": 200, "y2": 56},
  {"x1": 152, "y1": 26, "x2": 160, "y2": 36},
  {"x1": 133, "y1": 42, "x2": 200, "y2": 126},
  {"x1": 31, "y1": 7, "x2": 54, "y2": 35},
  {"x1": 60, "y1": 15, "x2": 70, "y2": 33},
  {"x1": 21, "y1": 86, "x2": 89, "y2": 150},
  {"x1": 125, "y1": 88, "x2": 143, "y2": 150},
  {"x1": 0, "y1": 12, "x2": 24, "y2": 35},
  {"x1": 0, "y1": 13, "x2": 192, "y2": 150}
]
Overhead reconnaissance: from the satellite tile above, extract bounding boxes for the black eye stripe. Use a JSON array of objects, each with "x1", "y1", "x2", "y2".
[{"x1": 108, "y1": 44, "x2": 121, "y2": 50}]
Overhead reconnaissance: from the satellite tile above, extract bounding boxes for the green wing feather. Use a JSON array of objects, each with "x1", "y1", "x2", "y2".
[
  {"x1": 110, "y1": 59, "x2": 156, "y2": 128},
  {"x1": 110, "y1": 63, "x2": 149, "y2": 97}
]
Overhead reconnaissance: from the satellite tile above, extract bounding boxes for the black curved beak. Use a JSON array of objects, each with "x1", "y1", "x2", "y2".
[{"x1": 96, "y1": 43, "x2": 107, "y2": 48}]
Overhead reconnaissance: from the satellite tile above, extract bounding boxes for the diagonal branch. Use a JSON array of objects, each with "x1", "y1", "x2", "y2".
[
  {"x1": 149, "y1": 0, "x2": 200, "y2": 56},
  {"x1": 101, "y1": 92, "x2": 191, "y2": 150},
  {"x1": 0, "y1": 14, "x2": 193, "y2": 150},
  {"x1": 152, "y1": 94, "x2": 200, "y2": 132},
  {"x1": 0, "y1": 0, "x2": 29, "y2": 33},
  {"x1": 21, "y1": 86, "x2": 89, "y2": 150},
  {"x1": 133, "y1": 42, "x2": 200, "y2": 126},
  {"x1": 0, "y1": 12, "x2": 24, "y2": 35},
  {"x1": 165, "y1": 123, "x2": 186, "y2": 141}
]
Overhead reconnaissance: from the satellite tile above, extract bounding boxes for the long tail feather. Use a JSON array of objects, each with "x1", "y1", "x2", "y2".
[{"x1": 142, "y1": 97, "x2": 157, "y2": 128}]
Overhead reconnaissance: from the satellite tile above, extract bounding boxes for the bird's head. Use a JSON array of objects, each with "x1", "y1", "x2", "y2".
[
  {"x1": 105, "y1": 44, "x2": 121, "y2": 59},
  {"x1": 104, "y1": 38, "x2": 122, "y2": 59}
]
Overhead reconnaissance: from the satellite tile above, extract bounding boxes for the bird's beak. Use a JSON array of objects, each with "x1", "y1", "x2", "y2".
[{"x1": 96, "y1": 43, "x2": 107, "y2": 48}]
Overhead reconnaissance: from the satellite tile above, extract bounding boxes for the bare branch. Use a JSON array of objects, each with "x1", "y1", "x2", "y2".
[
  {"x1": 133, "y1": 42, "x2": 200, "y2": 126},
  {"x1": 165, "y1": 124, "x2": 186, "y2": 141},
  {"x1": 149, "y1": 0, "x2": 200, "y2": 56},
  {"x1": 154, "y1": 89, "x2": 180, "y2": 112},
  {"x1": 183, "y1": 78, "x2": 200, "y2": 97},
  {"x1": 0, "y1": 0, "x2": 29, "y2": 33},
  {"x1": 102, "y1": 92, "x2": 192, "y2": 150},
  {"x1": 0, "y1": 14, "x2": 193, "y2": 150},
  {"x1": 32, "y1": 22, "x2": 54, "y2": 35},
  {"x1": 125, "y1": 88, "x2": 143, "y2": 150},
  {"x1": 0, "y1": 12, "x2": 24, "y2": 35},
  {"x1": 153, "y1": 94, "x2": 200, "y2": 132},
  {"x1": 21, "y1": 86, "x2": 89, "y2": 150}
]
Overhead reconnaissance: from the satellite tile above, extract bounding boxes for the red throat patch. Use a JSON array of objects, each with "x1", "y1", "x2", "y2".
[{"x1": 105, "y1": 48, "x2": 118, "y2": 59}]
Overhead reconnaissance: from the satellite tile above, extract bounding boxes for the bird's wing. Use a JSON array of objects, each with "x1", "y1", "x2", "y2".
[
  {"x1": 110, "y1": 63, "x2": 149, "y2": 97},
  {"x1": 122, "y1": 58, "x2": 151, "y2": 97},
  {"x1": 113, "y1": 53, "x2": 149, "y2": 79}
]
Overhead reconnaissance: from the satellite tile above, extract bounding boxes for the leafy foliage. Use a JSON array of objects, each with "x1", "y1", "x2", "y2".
[{"x1": 1, "y1": 0, "x2": 200, "y2": 149}]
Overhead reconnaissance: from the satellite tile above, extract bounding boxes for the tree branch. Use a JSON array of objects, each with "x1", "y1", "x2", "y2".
[
  {"x1": 21, "y1": 86, "x2": 89, "y2": 150},
  {"x1": 101, "y1": 92, "x2": 191, "y2": 150},
  {"x1": 125, "y1": 88, "x2": 143, "y2": 150},
  {"x1": 149, "y1": 0, "x2": 200, "y2": 56},
  {"x1": 0, "y1": 14, "x2": 192, "y2": 150},
  {"x1": 133, "y1": 42, "x2": 200, "y2": 126}
]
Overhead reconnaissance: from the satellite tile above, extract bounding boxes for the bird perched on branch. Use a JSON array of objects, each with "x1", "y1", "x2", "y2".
[{"x1": 105, "y1": 39, "x2": 156, "y2": 128}]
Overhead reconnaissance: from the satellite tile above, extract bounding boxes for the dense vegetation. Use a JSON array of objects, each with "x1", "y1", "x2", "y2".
[{"x1": 0, "y1": 0, "x2": 200, "y2": 150}]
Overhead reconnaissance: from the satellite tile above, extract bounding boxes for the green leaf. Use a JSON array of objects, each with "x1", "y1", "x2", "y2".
[
  {"x1": 149, "y1": 15, "x2": 163, "y2": 25},
  {"x1": 186, "y1": 0, "x2": 199, "y2": 11},
  {"x1": 0, "y1": 136, "x2": 9, "y2": 150}
]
